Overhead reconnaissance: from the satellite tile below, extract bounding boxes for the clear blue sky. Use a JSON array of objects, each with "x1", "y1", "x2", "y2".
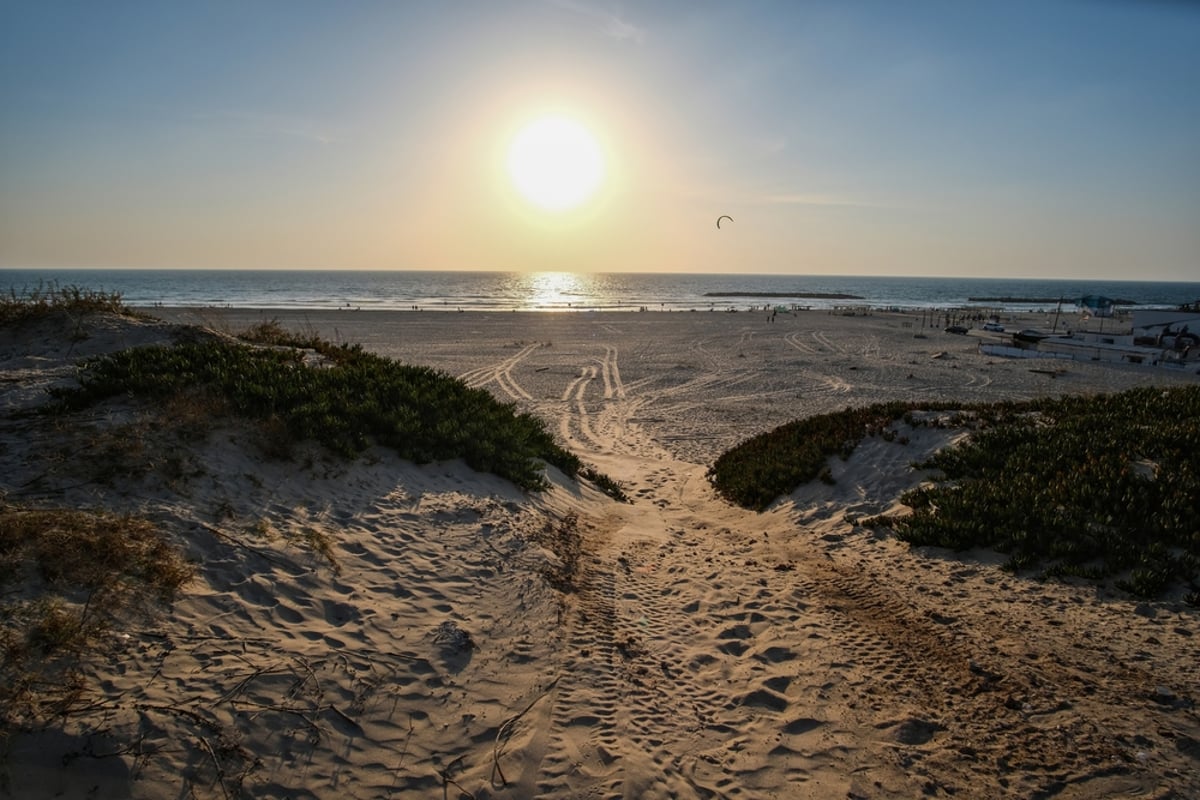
[{"x1": 2, "y1": 0, "x2": 1197, "y2": 279}]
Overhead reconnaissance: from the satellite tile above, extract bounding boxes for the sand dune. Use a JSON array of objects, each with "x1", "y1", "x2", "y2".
[{"x1": 2, "y1": 307, "x2": 1198, "y2": 799}]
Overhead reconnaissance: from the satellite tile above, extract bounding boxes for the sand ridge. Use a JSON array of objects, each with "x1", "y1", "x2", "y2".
[{"x1": 2, "y1": 307, "x2": 1198, "y2": 798}]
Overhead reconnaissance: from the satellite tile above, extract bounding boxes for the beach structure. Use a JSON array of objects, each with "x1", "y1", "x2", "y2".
[
  {"x1": 979, "y1": 308, "x2": 1200, "y2": 371},
  {"x1": 1078, "y1": 294, "x2": 1116, "y2": 318},
  {"x1": 1129, "y1": 309, "x2": 1200, "y2": 344}
]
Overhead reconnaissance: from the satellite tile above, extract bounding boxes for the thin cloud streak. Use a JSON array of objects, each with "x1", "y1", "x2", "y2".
[
  {"x1": 759, "y1": 193, "x2": 877, "y2": 208},
  {"x1": 550, "y1": 0, "x2": 646, "y2": 43},
  {"x1": 193, "y1": 110, "x2": 338, "y2": 146}
]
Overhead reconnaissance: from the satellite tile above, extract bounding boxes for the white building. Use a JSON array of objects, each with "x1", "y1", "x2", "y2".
[{"x1": 978, "y1": 308, "x2": 1200, "y2": 372}]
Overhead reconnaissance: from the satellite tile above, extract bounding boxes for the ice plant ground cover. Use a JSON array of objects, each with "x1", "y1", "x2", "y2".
[{"x1": 710, "y1": 387, "x2": 1200, "y2": 601}]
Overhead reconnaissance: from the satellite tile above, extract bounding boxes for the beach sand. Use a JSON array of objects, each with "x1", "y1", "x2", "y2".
[{"x1": 3, "y1": 307, "x2": 1198, "y2": 799}]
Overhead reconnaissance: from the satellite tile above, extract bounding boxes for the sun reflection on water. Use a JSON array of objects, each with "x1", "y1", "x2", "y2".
[{"x1": 517, "y1": 271, "x2": 593, "y2": 310}]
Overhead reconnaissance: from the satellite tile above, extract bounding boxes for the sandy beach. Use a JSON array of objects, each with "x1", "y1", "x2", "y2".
[{"x1": 3, "y1": 306, "x2": 1198, "y2": 799}]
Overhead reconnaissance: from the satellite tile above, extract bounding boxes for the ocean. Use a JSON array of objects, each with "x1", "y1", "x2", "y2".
[{"x1": 3, "y1": 269, "x2": 1198, "y2": 314}]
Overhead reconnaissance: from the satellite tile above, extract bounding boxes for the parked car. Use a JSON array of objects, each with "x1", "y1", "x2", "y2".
[
  {"x1": 944, "y1": 325, "x2": 969, "y2": 335},
  {"x1": 982, "y1": 322, "x2": 1005, "y2": 332}
]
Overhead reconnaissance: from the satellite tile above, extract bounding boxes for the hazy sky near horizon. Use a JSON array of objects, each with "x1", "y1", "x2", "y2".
[{"x1": 2, "y1": 1, "x2": 1197, "y2": 280}]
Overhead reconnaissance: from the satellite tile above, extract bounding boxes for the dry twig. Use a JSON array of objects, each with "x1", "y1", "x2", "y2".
[{"x1": 491, "y1": 678, "x2": 560, "y2": 788}]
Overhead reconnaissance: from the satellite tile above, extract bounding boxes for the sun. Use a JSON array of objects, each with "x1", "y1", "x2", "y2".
[{"x1": 507, "y1": 116, "x2": 605, "y2": 212}]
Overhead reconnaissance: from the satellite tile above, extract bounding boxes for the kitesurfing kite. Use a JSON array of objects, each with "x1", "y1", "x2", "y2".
[{"x1": 716, "y1": 215, "x2": 733, "y2": 229}]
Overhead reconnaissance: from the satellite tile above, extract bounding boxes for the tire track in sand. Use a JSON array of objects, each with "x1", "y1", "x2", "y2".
[
  {"x1": 558, "y1": 346, "x2": 635, "y2": 454},
  {"x1": 789, "y1": 555, "x2": 1138, "y2": 796},
  {"x1": 458, "y1": 342, "x2": 539, "y2": 400},
  {"x1": 559, "y1": 365, "x2": 601, "y2": 451},
  {"x1": 782, "y1": 330, "x2": 819, "y2": 355},
  {"x1": 532, "y1": 520, "x2": 745, "y2": 799}
]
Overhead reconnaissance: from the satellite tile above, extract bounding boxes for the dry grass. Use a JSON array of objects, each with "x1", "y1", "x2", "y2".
[
  {"x1": 531, "y1": 512, "x2": 583, "y2": 593},
  {"x1": 247, "y1": 516, "x2": 341, "y2": 574},
  {"x1": 0, "y1": 504, "x2": 193, "y2": 725},
  {"x1": 40, "y1": 396, "x2": 220, "y2": 490},
  {"x1": 0, "y1": 283, "x2": 145, "y2": 326},
  {"x1": 285, "y1": 526, "x2": 341, "y2": 574}
]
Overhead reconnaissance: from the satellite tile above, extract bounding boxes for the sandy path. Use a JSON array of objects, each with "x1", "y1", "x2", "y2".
[
  {"x1": 431, "y1": 312, "x2": 1194, "y2": 799},
  {"x1": 400, "y1": 311, "x2": 1197, "y2": 798},
  {"x1": 294, "y1": 307, "x2": 1193, "y2": 799},
  {"x1": 8, "y1": 307, "x2": 1197, "y2": 798}
]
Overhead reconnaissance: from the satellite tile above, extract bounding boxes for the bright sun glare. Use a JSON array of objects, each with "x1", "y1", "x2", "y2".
[{"x1": 507, "y1": 116, "x2": 604, "y2": 212}]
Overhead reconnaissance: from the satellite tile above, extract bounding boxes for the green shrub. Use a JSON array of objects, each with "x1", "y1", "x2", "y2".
[
  {"x1": 707, "y1": 401, "x2": 914, "y2": 510},
  {"x1": 712, "y1": 386, "x2": 1200, "y2": 600},
  {"x1": 581, "y1": 467, "x2": 630, "y2": 503},
  {"x1": 50, "y1": 339, "x2": 581, "y2": 491},
  {"x1": 894, "y1": 388, "x2": 1200, "y2": 597}
]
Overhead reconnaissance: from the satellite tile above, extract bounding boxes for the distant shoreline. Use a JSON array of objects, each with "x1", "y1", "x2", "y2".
[
  {"x1": 9, "y1": 269, "x2": 1197, "y2": 314},
  {"x1": 702, "y1": 291, "x2": 863, "y2": 299},
  {"x1": 968, "y1": 296, "x2": 1136, "y2": 305}
]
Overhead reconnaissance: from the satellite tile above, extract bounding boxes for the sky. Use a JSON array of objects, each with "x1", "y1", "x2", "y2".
[{"x1": 1, "y1": 0, "x2": 1198, "y2": 280}]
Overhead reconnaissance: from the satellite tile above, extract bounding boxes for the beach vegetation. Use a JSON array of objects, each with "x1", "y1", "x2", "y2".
[
  {"x1": 237, "y1": 317, "x2": 350, "y2": 358},
  {"x1": 65, "y1": 397, "x2": 214, "y2": 489},
  {"x1": 580, "y1": 467, "x2": 630, "y2": 503},
  {"x1": 711, "y1": 387, "x2": 1200, "y2": 600},
  {"x1": 531, "y1": 512, "x2": 583, "y2": 593},
  {"x1": 48, "y1": 337, "x2": 584, "y2": 492},
  {"x1": 0, "y1": 504, "x2": 193, "y2": 723},
  {"x1": 285, "y1": 525, "x2": 341, "y2": 574},
  {"x1": 0, "y1": 283, "x2": 144, "y2": 325},
  {"x1": 707, "y1": 401, "x2": 914, "y2": 511}
]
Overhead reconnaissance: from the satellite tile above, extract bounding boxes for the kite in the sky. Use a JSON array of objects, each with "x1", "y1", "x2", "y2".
[{"x1": 716, "y1": 215, "x2": 733, "y2": 229}]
